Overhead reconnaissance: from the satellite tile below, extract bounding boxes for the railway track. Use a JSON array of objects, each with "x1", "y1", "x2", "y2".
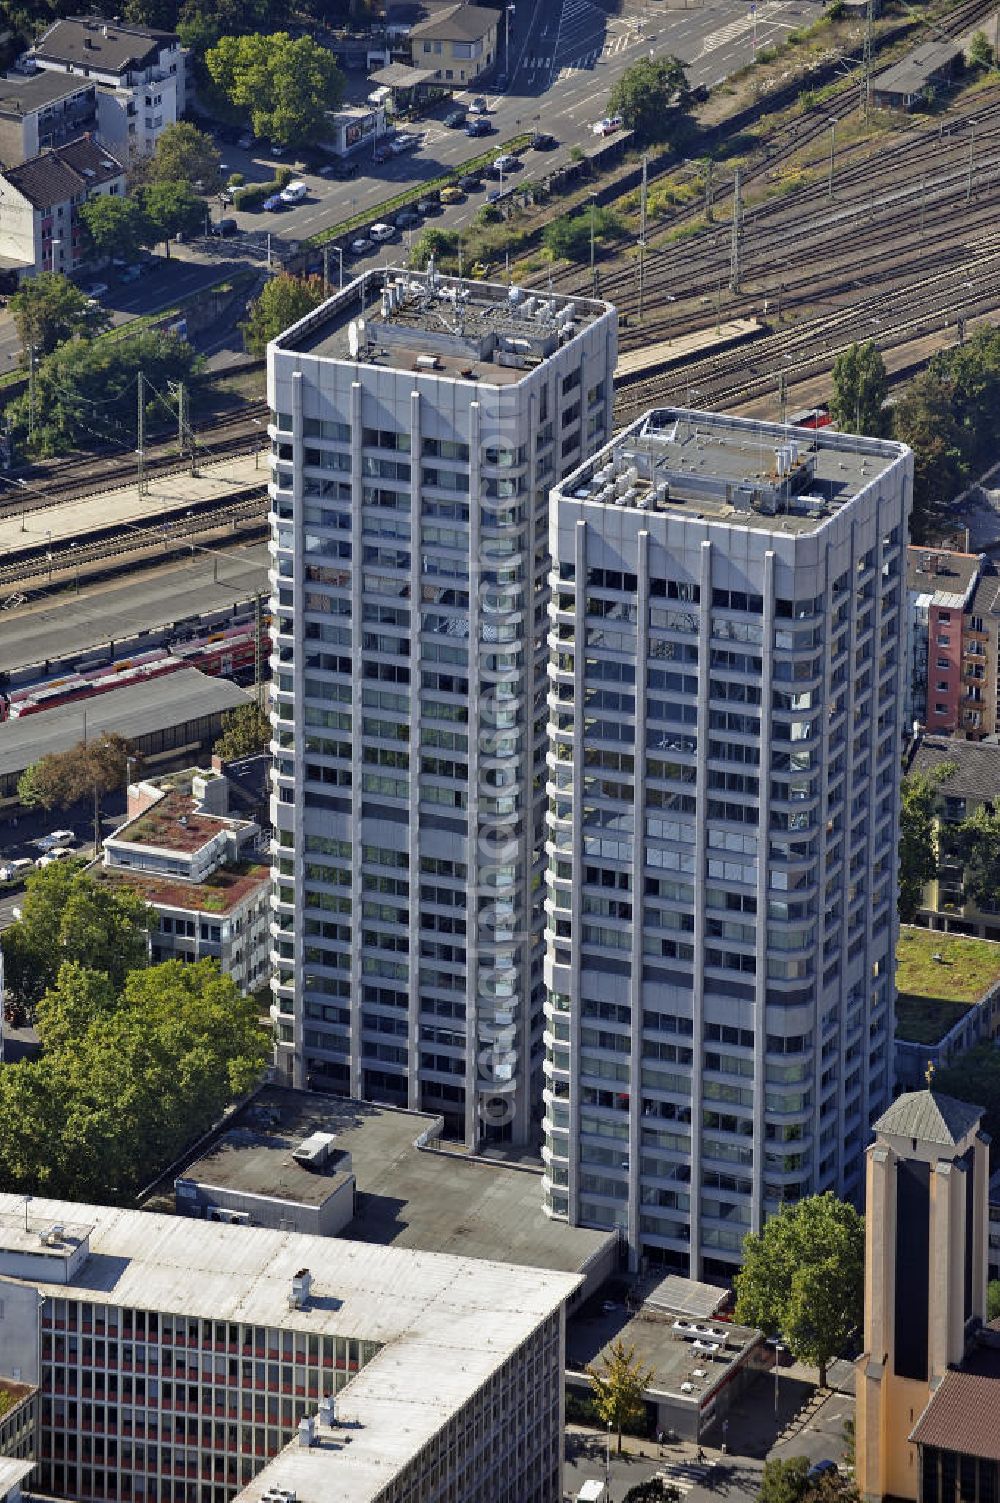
[{"x1": 5, "y1": 403, "x2": 270, "y2": 509}]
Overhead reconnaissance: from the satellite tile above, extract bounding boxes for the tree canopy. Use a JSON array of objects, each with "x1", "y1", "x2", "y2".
[
  {"x1": 147, "y1": 120, "x2": 221, "y2": 188},
  {"x1": 7, "y1": 329, "x2": 199, "y2": 456},
  {"x1": 214, "y1": 701, "x2": 270, "y2": 760},
  {"x1": 78, "y1": 194, "x2": 151, "y2": 264},
  {"x1": 943, "y1": 801, "x2": 1000, "y2": 909},
  {"x1": 0, "y1": 957, "x2": 267, "y2": 1199},
  {"x1": 10, "y1": 273, "x2": 109, "y2": 359},
  {"x1": 899, "y1": 768, "x2": 953, "y2": 922},
  {"x1": 18, "y1": 732, "x2": 136, "y2": 813},
  {"x1": 205, "y1": 32, "x2": 344, "y2": 146},
  {"x1": 608, "y1": 55, "x2": 692, "y2": 144},
  {"x1": 830, "y1": 341, "x2": 888, "y2": 437},
  {"x1": 760, "y1": 1458, "x2": 811, "y2": 1503},
  {"x1": 242, "y1": 273, "x2": 325, "y2": 354},
  {"x1": 588, "y1": 1338, "x2": 654, "y2": 1454},
  {"x1": 141, "y1": 179, "x2": 206, "y2": 248},
  {"x1": 1, "y1": 863, "x2": 154, "y2": 1010},
  {"x1": 733, "y1": 1193, "x2": 864, "y2": 1387},
  {"x1": 543, "y1": 205, "x2": 621, "y2": 264}
]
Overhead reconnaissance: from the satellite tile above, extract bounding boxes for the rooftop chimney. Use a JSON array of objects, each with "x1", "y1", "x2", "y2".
[
  {"x1": 297, "y1": 1417, "x2": 315, "y2": 1449},
  {"x1": 288, "y1": 1268, "x2": 312, "y2": 1309}
]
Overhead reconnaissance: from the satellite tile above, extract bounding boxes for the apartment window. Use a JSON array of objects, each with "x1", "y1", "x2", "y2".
[
  {"x1": 937, "y1": 635, "x2": 951, "y2": 647},
  {"x1": 934, "y1": 703, "x2": 949, "y2": 714}
]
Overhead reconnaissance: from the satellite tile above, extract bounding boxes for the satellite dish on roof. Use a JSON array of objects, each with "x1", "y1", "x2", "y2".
[{"x1": 348, "y1": 320, "x2": 359, "y2": 359}]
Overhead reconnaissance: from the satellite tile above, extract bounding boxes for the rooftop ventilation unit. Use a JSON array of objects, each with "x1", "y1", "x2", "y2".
[
  {"x1": 292, "y1": 1131, "x2": 336, "y2": 1170},
  {"x1": 318, "y1": 1395, "x2": 335, "y2": 1427},
  {"x1": 297, "y1": 1417, "x2": 314, "y2": 1449},
  {"x1": 288, "y1": 1268, "x2": 312, "y2": 1310},
  {"x1": 680, "y1": 1381, "x2": 694, "y2": 1394}
]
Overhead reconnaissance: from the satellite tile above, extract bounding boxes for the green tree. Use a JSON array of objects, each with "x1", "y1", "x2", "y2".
[
  {"x1": 968, "y1": 30, "x2": 995, "y2": 68},
  {"x1": 7, "y1": 328, "x2": 199, "y2": 457},
  {"x1": 608, "y1": 55, "x2": 692, "y2": 144},
  {"x1": 147, "y1": 120, "x2": 221, "y2": 188},
  {"x1": 78, "y1": 194, "x2": 151, "y2": 264},
  {"x1": 930, "y1": 326, "x2": 1000, "y2": 474},
  {"x1": 899, "y1": 768, "x2": 954, "y2": 922},
  {"x1": 988, "y1": 1280, "x2": 1000, "y2": 1321},
  {"x1": 141, "y1": 179, "x2": 205, "y2": 251},
  {"x1": 893, "y1": 372, "x2": 966, "y2": 541},
  {"x1": 242, "y1": 272, "x2": 324, "y2": 355},
  {"x1": 623, "y1": 1484, "x2": 681, "y2": 1503},
  {"x1": 205, "y1": 32, "x2": 344, "y2": 147},
  {"x1": 734, "y1": 1193, "x2": 864, "y2": 1387},
  {"x1": 830, "y1": 340, "x2": 888, "y2": 437},
  {"x1": 214, "y1": 702, "x2": 270, "y2": 760},
  {"x1": 759, "y1": 1458, "x2": 810, "y2": 1503},
  {"x1": 18, "y1": 732, "x2": 138, "y2": 852},
  {"x1": 543, "y1": 205, "x2": 621, "y2": 263},
  {"x1": 10, "y1": 272, "x2": 109, "y2": 359},
  {"x1": 1, "y1": 865, "x2": 153, "y2": 1010},
  {"x1": 0, "y1": 957, "x2": 267, "y2": 1199},
  {"x1": 588, "y1": 1338, "x2": 654, "y2": 1454},
  {"x1": 943, "y1": 802, "x2": 1000, "y2": 909}
]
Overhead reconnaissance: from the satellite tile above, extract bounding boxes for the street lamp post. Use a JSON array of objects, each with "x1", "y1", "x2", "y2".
[
  {"x1": 774, "y1": 1343, "x2": 784, "y2": 1420},
  {"x1": 605, "y1": 1419, "x2": 612, "y2": 1499}
]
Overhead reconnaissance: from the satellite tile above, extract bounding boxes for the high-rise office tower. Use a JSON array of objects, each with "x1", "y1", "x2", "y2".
[
  {"x1": 267, "y1": 266, "x2": 616, "y2": 1147},
  {"x1": 542, "y1": 408, "x2": 912, "y2": 1277}
]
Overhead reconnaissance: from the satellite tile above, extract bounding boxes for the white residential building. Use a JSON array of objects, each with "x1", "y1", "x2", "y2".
[
  {"x1": 101, "y1": 764, "x2": 270, "y2": 996},
  {"x1": 542, "y1": 408, "x2": 912, "y2": 1280},
  {"x1": 30, "y1": 16, "x2": 185, "y2": 158},
  {"x1": 0, "y1": 72, "x2": 97, "y2": 168},
  {"x1": 0, "y1": 135, "x2": 124, "y2": 278},
  {"x1": 0, "y1": 1195, "x2": 576, "y2": 1503},
  {"x1": 266, "y1": 268, "x2": 617, "y2": 1147}
]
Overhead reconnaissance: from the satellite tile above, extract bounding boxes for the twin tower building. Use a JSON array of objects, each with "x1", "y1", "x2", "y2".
[{"x1": 265, "y1": 268, "x2": 913, "y2": 1283}]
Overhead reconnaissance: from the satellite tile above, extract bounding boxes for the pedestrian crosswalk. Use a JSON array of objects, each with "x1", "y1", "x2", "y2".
[
  {"x1": 655, "y1": 1458, "x2": 718, "y2": 1495},
  {"x1": 693, "y1": 1, "x2": 788, "y2": 59}
]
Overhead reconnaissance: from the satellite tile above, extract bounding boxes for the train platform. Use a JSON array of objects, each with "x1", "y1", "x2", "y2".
[
  {"x1": 7, "y1": 452, "x2": 267, "y2": 556},
  {"x1": 0, "y1": 544, "x2": 270, "y2": 679},
  {"x1": 615, "y1": 317, "x2": 764, "y2": 381}
]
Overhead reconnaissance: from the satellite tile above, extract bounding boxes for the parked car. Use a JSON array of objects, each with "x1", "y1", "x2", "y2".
[
  {"x1": 0, "y1": 858, "x2": 34, "y2": 881},
  {"x1": 592, "y1": 115, "x2": 623, "y2": 136},
  {"x1": 807, "y1": 1463, "x2": 838, "y2": 1482},
  {"x1": 468, "y1": 95, "x2": 488, "y2": 114},
  {"x1": 369, "y1": 221, "x2": 395, "y2": 242},
  {"x1": 391, "y1": 132, "x2": 421, "y2": 155},
  {"x1": 440, "y1": 185, "x2": 464, "y2": 204},
  {"x1": 269, "y1": 142, "x2": 285, "y2": 157},
  {"x1": 417, "y1": 196, "x2": 441, "y2": 215},
  {"x1": 532, "y1": 131, "x2": 556, "y2": 150},
  {"x1": 37, "y1": 829, "x2": 75, "y2": 850},
  {"x1": 263, "y1": 194, "x2": 286, "y2": 211},
  {"x1": 458, "y1": 172, "x2": 482, "y2": 191},
  {"x1": 444, "y1": 108, "x2": 466, "y2": 127},
  {"x1": 210, "y1": 217, "x2": 239, "y2": 237},
  {"x1": 395, "y1": 206, "x2": 421, "y2": 228},
  {"x1": 492, "y1": 153, "x2": 521, "y2": 174},
  {"x1": 466, "y1": 117, "x2": 492, "y2": 138},
  {"x1": 36, "y1": 846, "x2": 75, "y2": 868},
  {"x1": 238, "y1": 132, "x2": 254, "y2": 149},
  {"x1": 280, "y1": 180, "x2": 308, "y2": 204},
  {"x1": 349, "y1": 235, "x2": 371, "y2": 255}
]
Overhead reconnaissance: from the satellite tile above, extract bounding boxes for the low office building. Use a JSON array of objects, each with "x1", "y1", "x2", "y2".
[
  {"x1": 100, "y1": 763, "x2": 270, "y2": 996},
  {"x1": 0, "y1": 1195, "x2": 578, "y2": 1503},
  {"x1": 0, "y1": 71, "x2": 97, "y2": 167},
  {"x1": 166, "y1": 1085, "x2": 618, "y2": 1305},
  {"x1": 566, "y1": 1276, "x2": 764, "y2": 1442},
  {"x1": 176, "y1": 1128, "x2": 356, "y2": 1236},
  {"x1": 30, "y1": 16, "x2": 185, "y2": 157},
  {"x1": 408, "y1": 3, "x2": 501, "y2": 86},
  {"x1": 0, "y1": 668, "x2": 253, "y2": 803},
  {"x1": 0, "y1": 134, "x2": 124, "y2": 279}
]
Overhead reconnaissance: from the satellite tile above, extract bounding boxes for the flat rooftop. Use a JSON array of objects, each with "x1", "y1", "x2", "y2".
[
  {"x1": 0, "y1": 1193, "x2": 578, "y2": 1503},
  {"x1": 167, "y1": 1087, "x2": 614, "y2": 1278},
  {"x1": 273, "y1": 267, "x2": 612, "y2": 384},
  {"x1": 557, "y1": 408, "x2": 907, "y2": 535},
  {"x1": 97, "y1": 859, "x2": 269, "y2": 916},
  {"x1": 895, "y1": 925, "x2": 1000, "y2": 1045},
  {"x1": 0, "y1": 668, "x2": 251, "y2": 779},
  {"x1": 906, "y1": 545, "x2": 982, "y2": 604},
  {"x1": 567, "y1": 1297, "x2": 759, "y2": 1407},
  {"x1": 180, "y1": 1128, "x2": 353, "y2": 1207},
  {"x1": 0, "y1": 69, "x2": 93, "y2": 111},
  {"x1": 112, "y1": 783, "x2": 249, "y2": 853}
]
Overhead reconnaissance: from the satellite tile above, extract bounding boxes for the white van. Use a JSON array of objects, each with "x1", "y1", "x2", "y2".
[{"x1": 280, "y1": 180, "x2": 308, "y2": 204}]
